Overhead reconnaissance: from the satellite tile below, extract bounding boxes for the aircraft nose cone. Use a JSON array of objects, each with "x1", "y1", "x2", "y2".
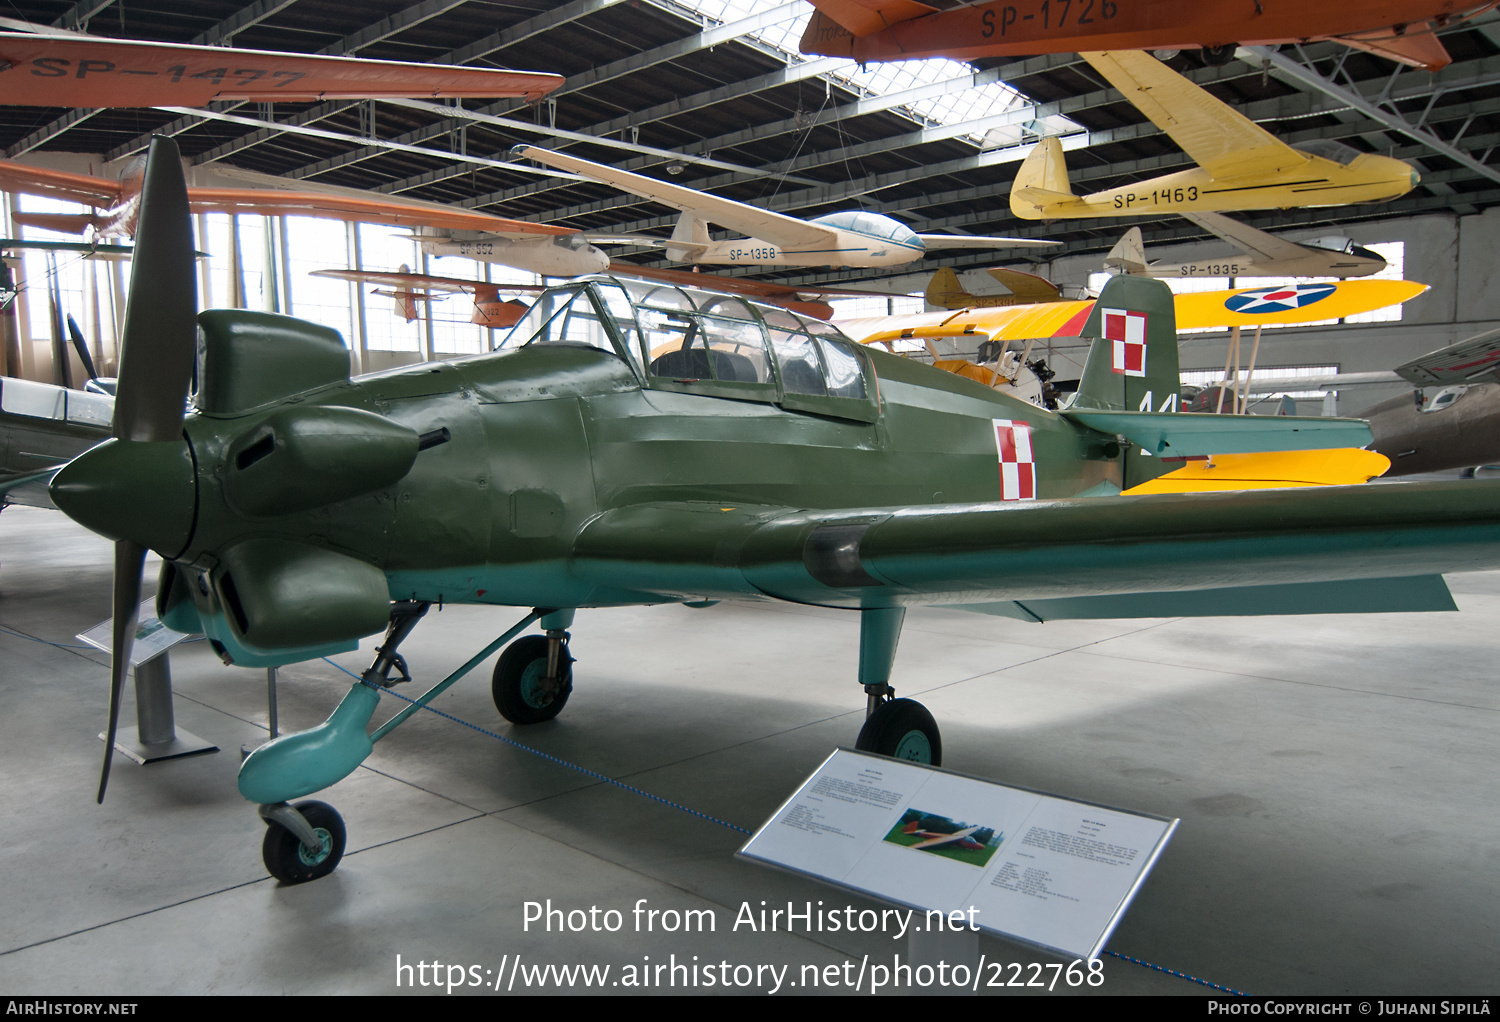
[
  {"x1": 50, "y1": 438, "x2": 196, "y2": 557},
  {"x1": 583, "y1": 245, "x2": 609, "y2": 273},
  {"x1": 1410, "y1": 167, "x2": 1422, "y2": 189}
]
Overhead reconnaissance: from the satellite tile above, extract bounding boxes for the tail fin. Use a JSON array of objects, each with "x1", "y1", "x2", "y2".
[
  {"x1": 925, "y1": 267, "x2": 971, "y2": 308},
  {"x1": 1072, "y1": 274, "x2": 1181, "y2": 414},
  {"x1": 1103, "y1": 227, "x2": 1149, "y2": 275},
  {"x1": 1009, "y1": 137, "x2": 1078, "y2": 218},
  {"x1": 665, "y1": 212, "x2": 710, "y2": 262}
]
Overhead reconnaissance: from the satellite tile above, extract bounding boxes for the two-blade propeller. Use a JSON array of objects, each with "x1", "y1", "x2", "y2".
[{"x1": 72, "y1": 136, "x2": 197, "y2": 803}]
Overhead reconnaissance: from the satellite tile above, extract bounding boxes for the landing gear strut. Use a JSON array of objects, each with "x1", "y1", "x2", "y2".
[
  {"x1": 851, "y1": 607, "x2": 942, "y2": 766},
  {"x1": 243, "y1": 605, "x2": 555, "y2": 883}
]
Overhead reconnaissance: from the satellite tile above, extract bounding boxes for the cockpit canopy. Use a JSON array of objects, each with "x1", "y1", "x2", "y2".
[
  {"x1": 1291, "y1": 139, "x2": 1365, "y2": 166},
  {"x1": 811, "y1": 210, "x2": 921, "y2": 249},
  {"x1": 495, "y1": 275, "x2": 877, "y2": 420}
]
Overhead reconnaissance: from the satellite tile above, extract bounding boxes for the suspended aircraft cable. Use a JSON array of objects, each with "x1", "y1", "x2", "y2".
[
  {"x1": 319, "y1": 655, "x2": 1247, "y2": 995},
  {"x1": 759, "y1": 87, "x2": 832, "y2": 208}
]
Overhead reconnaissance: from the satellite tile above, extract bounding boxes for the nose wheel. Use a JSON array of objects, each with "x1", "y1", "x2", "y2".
[
  {"x1": 492, "y1": 633, "x2": 573, "y2": 724},
  {"x1": 856, "y1": 697, "x2": 942, "y2": 766},
  {"x1": 260, "y1": 800, "x2": 346, "y2": 884}
]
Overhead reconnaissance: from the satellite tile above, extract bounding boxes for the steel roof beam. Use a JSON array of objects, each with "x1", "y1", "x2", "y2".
[{"x1": 1244, "y1": 44, "x2": 1500, "y2": 188}]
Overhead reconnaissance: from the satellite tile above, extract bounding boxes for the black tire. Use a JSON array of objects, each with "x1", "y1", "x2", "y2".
[
  {"x1": 1200, "y1": 44, "x2": 1236, "y2": 66},
  {"x1": 856, "y1": 698, "x2": 942, "y2": 766},
  {"x1": 492, "y1": 635, "x2": 573, "y2": 725},
  {"x1": 262, "y1": 800, "x2": 346, "y2": 884}
]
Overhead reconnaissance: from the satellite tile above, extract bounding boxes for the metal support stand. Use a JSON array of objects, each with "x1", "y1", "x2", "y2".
[{"x1": 101, "y1": 652, "x2": 218, "y2": 765}]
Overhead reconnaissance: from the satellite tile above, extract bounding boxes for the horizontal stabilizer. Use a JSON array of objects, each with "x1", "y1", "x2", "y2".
[
  {"x1": 1063, "y1": 409, "x2": 1373, "y2": 457},
  {"x1": 951, "y1": 575, "x2": 1456, "y2": 621}
]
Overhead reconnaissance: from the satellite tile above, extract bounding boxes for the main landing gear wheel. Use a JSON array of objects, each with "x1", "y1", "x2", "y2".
[
  {"x1": 856, "y1": 698, "x2": 942, "y2": 766},
  {"x1": 262, "y1": 800, "x2": 346, "y2": 884},
  {"x1": 492, "y1": 634, "x2": 573, "y2": 725}
]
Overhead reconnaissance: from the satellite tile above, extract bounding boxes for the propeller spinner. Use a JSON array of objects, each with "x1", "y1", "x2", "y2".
[{"x1": 50, "y1": 136, "x2": 198, "y2": 803}]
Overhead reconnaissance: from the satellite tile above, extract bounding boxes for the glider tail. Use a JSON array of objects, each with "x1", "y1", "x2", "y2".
[
  {"x1": 1103, "y1": 227, "x2": 1149, "y2": 275},
  {"x1": 1071, "y1": 274, "x2": 1181, "y2": 415},
  {"x1": 1009, "y1": 137, "x2": 1080, "y2": 218},
  {"x1": 924, "y1": 267, "x2": 971, "y2": 309},
  {"x1": 665, "y1": 212, "x2": 710, "y2": 262}
]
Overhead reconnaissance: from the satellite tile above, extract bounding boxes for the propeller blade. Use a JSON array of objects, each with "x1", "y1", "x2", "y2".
[
  {"x1": 65, "y1": 314, "x2": 99, "y2": 382},
  {"x1": 113, "y1": 136, "x2": 196, "y2": 444},
  {"x1": 99, "y1": 540, "x2": 145, "y2": 804}
]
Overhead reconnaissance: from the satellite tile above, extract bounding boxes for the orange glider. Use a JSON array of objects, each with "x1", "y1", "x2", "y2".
[
  {"x1": 312, "y1": 268, "x2": 545, "y2": 330},
  {"x1": 0, "y1": 32, "x2": 562, "y2": 107},
  {"x1": 800, "y1": 0, "x2": 1497, "y2": 73},
  {"x1": 0, "y1": 157, "x2": 572, "y2": 246}
]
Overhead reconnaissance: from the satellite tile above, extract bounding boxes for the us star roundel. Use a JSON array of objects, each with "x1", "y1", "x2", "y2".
[
  {"x1": 993, "y1": 419, "x2": 1036, "y2": 501},
  {"x1": 1224, "y1": 282, "x2": 1338, "y2": 314},
  {"x1": 1103, "y1": 307, "x2": 1147, "y2": 377}
]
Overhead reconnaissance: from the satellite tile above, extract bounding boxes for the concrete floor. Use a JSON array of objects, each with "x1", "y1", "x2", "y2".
[{"x1": 0, "y1": 503, "x2": 1496, "y2": 996}]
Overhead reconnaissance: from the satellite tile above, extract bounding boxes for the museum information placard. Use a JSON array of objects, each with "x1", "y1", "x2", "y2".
[{"x1": 738, "y1": 749, "x2": 1177, "y2": 959}]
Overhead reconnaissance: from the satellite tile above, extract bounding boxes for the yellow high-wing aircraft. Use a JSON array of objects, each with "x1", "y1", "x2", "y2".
[{"x1": 1010, "y1": 51, "x2": 1420, "y2": 220}]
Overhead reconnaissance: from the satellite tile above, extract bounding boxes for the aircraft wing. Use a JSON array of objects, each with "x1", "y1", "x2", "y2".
[
  {"x1": 184, "y1": 188, "x2": 573, "y2": 239},
  {"x1": 309, "y1": 268, "x2": 546, "y2": 295},
  {"x1": 1181, "y1": 212, "x2": 1317, "y2": 264},
  {"x1": 0, "y1": 159, "x2": 122, "y2": 207},
  {"x1": 1081, "y1": 51, "x2": 1306, "y2": 180},
  {"x1": 607, "y1": 261, "x2": 914, "y2": 301},
  {"x1": 0, "y1": 33, "x2": 563, "y2": 106},
  {"x1": 841, "y1": 279, "x2": 1429, "y2": 344},
  {"x1": 569, "y1": 481, "x2": 1500, "y2": 613},
  {"x1": 917, "y1": 234, "x2": 1059, "y2": 250},
  {"x1": 513, "y1": 145, "x2": 837, "y2": 250},
  {"x1": 1396, "y1": 328, "x2": 1500, "y2": 386}
]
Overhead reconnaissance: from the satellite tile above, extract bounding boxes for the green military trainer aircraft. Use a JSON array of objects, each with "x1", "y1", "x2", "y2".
[{"x1": 49, "y1": 138, "x2": 1500, "y2": 884}]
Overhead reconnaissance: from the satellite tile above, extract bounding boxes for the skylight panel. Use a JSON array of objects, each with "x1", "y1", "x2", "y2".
[{"x1": 663, "y1": 0, "x2": 1080, "y2": 143}]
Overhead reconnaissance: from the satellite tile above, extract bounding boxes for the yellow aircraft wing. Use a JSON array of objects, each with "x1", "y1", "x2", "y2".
[
  {"x1": 1081, "y1": 51, "x2": 1306, "y2": 180},
  {"x1": 841, "y1": 279, "x2": 1428, "y2": 344},
  {"x1": 1122, "y1": 449, "x2": 1392, "y2": 494}
]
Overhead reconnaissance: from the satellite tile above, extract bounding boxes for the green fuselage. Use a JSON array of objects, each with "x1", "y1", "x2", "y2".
[{"x1": 178, "y1": 340, "x2": 1119, "y2": 615}]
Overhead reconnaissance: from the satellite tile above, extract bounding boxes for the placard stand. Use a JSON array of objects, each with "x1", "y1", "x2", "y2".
[{"x1": 79, "y1": 601, "x2": 218, "y2": 765}]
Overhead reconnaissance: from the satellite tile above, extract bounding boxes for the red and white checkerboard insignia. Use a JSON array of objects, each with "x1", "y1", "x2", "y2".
[
  {"x1": 993, "y1": 418, "x2": 1036, "y2": 501},
  {"x1": 1103, "y1": 307, "x2": 1147, "y2": 377}
]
